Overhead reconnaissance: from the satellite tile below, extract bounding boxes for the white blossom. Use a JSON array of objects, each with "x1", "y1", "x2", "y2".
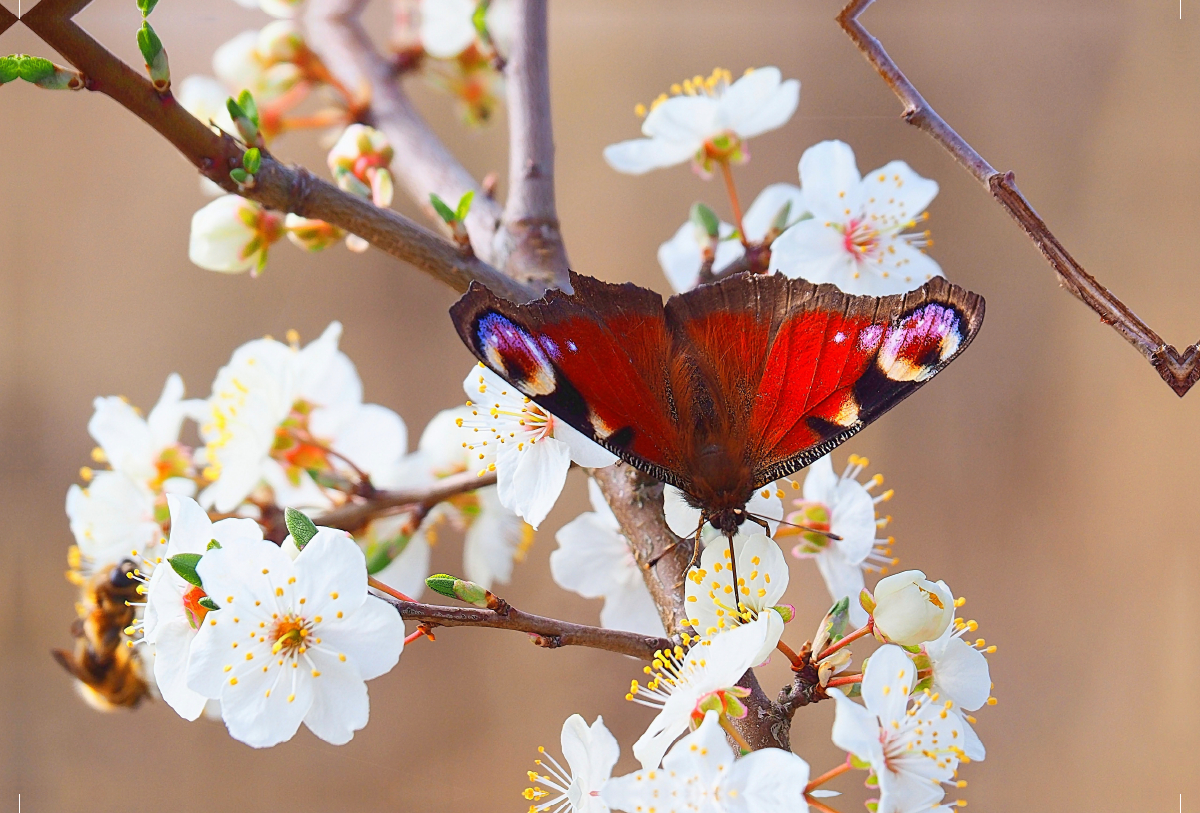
[
  {"x1": 551, "y1": 479, "x2": 665, "y2": 637},
  {"x1": 196, "y1": 322, "x2": 407, "y2": 514},
  {"x1": 603, "y1": 709, "x2": 811, "y2": 813},
  {"x1": 829, "y1": 645, "x2": 963, "y2": 813},
  {"x1": 525, "y1": 714, "x2": 619, "y2": 813},
  {"x1": 779, "y1": 454, "x2": 895, "y2": 627},
  {"x1": 604, "y1": 67, "x2": 799, "y2": 176},
  {"x1": 187, "y1": 527, "x2": 405, "y2": 747},
  {"x1": 188, "y1": 195, "x2": 284, "y2": 275},
  {"x1": 88, "y1": 373, "x2": 196, "y2": 490},
  {"x1": 231, "y1": 0, "x2": 304, "y2": 19},
  {"x1": 683, "y1": 533, "x2": 788, "y2": 664},
  {"x1": 770, "y1": 140, "x2": 941, "y2": 295},
  {"x1": 328, "y1": 124, "x2": 395, "y2": 207},
  {"x1": 658, "y1": 184, "x2": 803, "y2": 292},
  {"x1": 66, "y1": 471, "x2": 160, "y2": 576},
  {"x1": 924, "y1": 600, "x2": 993, "y2": 762},
  {"x1": 212, "y1": 24, "x2": 305, "y2": 102},
  {"x1": 142, "y1": 495, "x2": 263, "y2": 721},
  {"x1": 871, "y1": 570, "x2": 954, "y2": 647},
  {"x1": 461, "y1": 364, "x2": 617, "y2": 529},
  {"x1": 627, "y1": 616, "x2": 772, "y2": 770}
]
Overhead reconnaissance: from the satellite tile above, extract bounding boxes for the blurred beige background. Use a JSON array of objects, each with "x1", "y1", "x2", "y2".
[{"x1": 3, "y1": 0, "x2": 1199, "y2": 810}]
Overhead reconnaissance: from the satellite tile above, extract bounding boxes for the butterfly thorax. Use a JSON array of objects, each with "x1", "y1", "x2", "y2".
[{"x1": 684, "y1": 442, "x2": 755, "y2": 534}]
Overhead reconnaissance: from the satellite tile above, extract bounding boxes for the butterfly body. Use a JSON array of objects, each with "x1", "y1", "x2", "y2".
[{"x1": 451, "y1": 271, "x2": 984, "y2": 530}]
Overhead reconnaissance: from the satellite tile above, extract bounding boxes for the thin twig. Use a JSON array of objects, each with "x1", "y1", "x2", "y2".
[
  {"x1": 837, "y1": 0, "x2": 1200, "y2": 397},
  {"x1": 315, "y1": 469, "x2": 497, "y2": 533},
  {"x1": 377, "y1": 594, "x2": 673, "y2": 660},
  {"x1": 304, "y1": 0, "x2": 507, "y2": 263},
  {"x1": 20, "y1": 0, "x2": 534, "y2": 303},
  {"x1": 493, "y1": 0, "x2": 570, "y2": 290}
]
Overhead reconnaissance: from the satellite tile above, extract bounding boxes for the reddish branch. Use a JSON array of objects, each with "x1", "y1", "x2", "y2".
[
  {"x1": 314, "y1": 469, "x2": 498, "y2": 533},
  {"x1": 20, "y1": 0, "x2": 534, "y2": 303},
  {"x1": 838, "y1": 0, "x2": 1200, "y2": 397},
  {"x1": 377, "y1": 593, "x2": 673, "y2": 660}
]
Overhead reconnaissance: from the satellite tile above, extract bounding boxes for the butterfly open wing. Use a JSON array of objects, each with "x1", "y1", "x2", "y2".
[
  {"x1": 664, "y1": 273, "x2": 984, "y2": 489},
  {"x1": 450, "y1": 271, "x2": 984, "y2": 505}
]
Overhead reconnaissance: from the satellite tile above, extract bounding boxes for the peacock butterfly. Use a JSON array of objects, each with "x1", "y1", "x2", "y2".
[{"x1": 450, "y1": 270, "x2": 984, "y2": 540}]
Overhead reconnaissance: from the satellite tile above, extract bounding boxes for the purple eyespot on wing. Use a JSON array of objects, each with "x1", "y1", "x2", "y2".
[
  {"x1": 475, "y1": 312, "x2": 558, "y2": 395},
  {"x1": 876, "y1": 304, "x2": 964, "y2": 382}
]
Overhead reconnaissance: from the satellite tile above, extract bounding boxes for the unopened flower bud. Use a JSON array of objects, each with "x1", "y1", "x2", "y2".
[
  {"x1": 188, "y1": 195, "x2": 284, "y2": 275},
  {"x1": 4, "y1": 54, "x2": 85, "y2": 89},
  {"x1": 328, "y1": 124, "x2": 394, "y2": 204},
  {"x1": 285, "y1": 214, "x2": 346, "y2": 252},
  {"x1": 426, "y1": 573, "x2": 493, "y2": 607},
  {"x1": 257, "y1": 20, "x2": 306, "y2": 62},
  {"x1": 870, "y1": 569, "x2": 953, "y2": 647}
]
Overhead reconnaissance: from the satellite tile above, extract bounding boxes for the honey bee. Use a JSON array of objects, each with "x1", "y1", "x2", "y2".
[{"x1": 53, "y1": 558, "x2": 151, "y2": 710}]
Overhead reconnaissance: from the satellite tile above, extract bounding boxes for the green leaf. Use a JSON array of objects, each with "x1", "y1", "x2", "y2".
[
  {"x1": 14, "y1": 55, "x2": 56, "y2": 84},
  {"x1": 770, "y1": 200, "x2": 792, "y2": 233},
  {"x1": 364, "y1": 533, "x2": 411, "y2": 575},
  {"x1": 136, "y1": 21, "x2": 163, "y2": 65},
  {"x1": 229, "y1": 167, "x2": 249, "y2": 184},
  {"x1": 136, "y1": 0, "x2": 159, "y2": 14},
  {"x1": 169, "y1": 553, "x2": 203, "y2": 588},
  {"x1": 197, "y1": 596, "x2": 220, "y2": 611},
  {"x1": 471, "y1": 0, "x2": 490, "y2": 39},
  {"x1": 0, "y1": 56, "x2": 22, "y2": 84},
  {"x1": 206, "y1": 539, "x2": 222, "y2": 551},
  {"x1": 242, "y1": 147, "x2": 261, "y2": 175},
  {"x1": 455, "y1": 189, "x2": 474, "y2": 221},
  {"x1": 689, "y1": 202, "x2": 720, "y2": 238},
  {"x1": 425, "y1": 573, "x2": 459, "y2": 600},
  {"x1": 284, "y1": 507, "x2": 319, "y2": 550},
  {"x1": 236, "y1": 89, "x2": 259, "y2": 126},
  {"x1": 226, "y1": 96, "x2": 246, "y2": 121},
  {"x1": 429, "y1": 193, "x2": 457, "y2": 225}
]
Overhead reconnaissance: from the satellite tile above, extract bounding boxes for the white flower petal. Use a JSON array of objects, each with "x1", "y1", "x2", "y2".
[
  {"x1": 829, "y1": 687, "x2": 885, "y2": 765},
  {"x1": 317, "y1": 596, "x2": 405, "y2": 682},
  {"x1": 724, "y1": 745, "x2": 811, "y2": 813},
  {"x1": 860, "y1": 160, "x2": 939, "y2": 228},
  {"x1": 603, "y1": 137, "x2": 701, "y2": 175},
  {"x1": 152, "y1": 618, "x2": 208, "y2": 721},
  {"x1": 663, "y1": 485, "x2": 702, "y2": 538},
  {"x1": 861, "y1": 644, "x2": 915, "y2": 724},
  {"x1": 552, "y1": 417, "x2": 618, "y2": 468},
  {"x1": 301, "y1": 649, "x2": 370, "y2": 745},
  {"x1": 495, "y1": 435, "x2": 571, "y2": 529},
  {"x1": 929, "y1": 635, "x2": 990, "y2": 711},
  {"x1": 742, "y1": 183, "x2": 805, "y2": 242},
  {"x1": 798, "y1": 140, "x2": 864, "y2": 220},
  {"x1": 768, "y1": 217, "x2": 857, "y2": 285}
]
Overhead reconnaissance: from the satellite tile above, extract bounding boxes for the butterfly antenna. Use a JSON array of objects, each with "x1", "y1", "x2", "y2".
[{"x1": 748, "y1": 512, "x2": 843, "y2": 542}]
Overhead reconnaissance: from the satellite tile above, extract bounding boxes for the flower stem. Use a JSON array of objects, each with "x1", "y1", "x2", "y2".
[
  {"x1": 825, "y1": 673, "x2": 863, "y2": 689},
  {"x1": 368, "y1": 576, "x2": 416, "y2": 603},
  {"x1": 805, "y1": 796, "x2": 846, "y2": 813},
  {"x1": 403, "y1": 628, "x2": 429, "y2": 645},
  {"x1": 718, "y1": 159, "x2": 748, "y2": 245},
  {"x1": 816, "y1": 619, "x2": 873, "y2": 662},
  {"x1": 805, "y1": 759, "x2": 852, "y2": 793},
  {"x1": 717, "y1": 713, "x2": 753, "y2": 755},
  {"x1": 776, "y1": 639, "x2": 804, "y2": 669}
]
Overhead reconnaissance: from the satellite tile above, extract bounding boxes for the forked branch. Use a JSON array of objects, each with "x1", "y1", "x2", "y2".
[
  {"x1": 838, "y1": 0, "x2": 1200, "y2": 396},
  {"x1": 314, "y1": 469, "x2": 498, "y2": 533}
]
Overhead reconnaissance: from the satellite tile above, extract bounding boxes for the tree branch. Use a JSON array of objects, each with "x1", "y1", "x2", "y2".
[
  {"x1": 21, "y1": 0, "x2": 535, "y2": 302},
  {"x1": 590, "y1": 464, "x2": 692, "y2": 635},
  {"x1": 493, "y1": 0, "x2": 570, "y2": 290},
  {"x1": 838, "y1": 0, "x2": 1200, "y2": 397},
  {"x1": 378, "y1": 594, "x2": 673, "y2": 660},
  {"x1": 314, "y1": 469, "x2": 497, "y2": 533},
  {"x1": 304, "y1": 0, "x2": 508, "y2": 265}
]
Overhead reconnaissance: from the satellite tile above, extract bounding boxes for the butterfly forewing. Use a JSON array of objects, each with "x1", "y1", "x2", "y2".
[{"x1": 450, "y1": 271, "x2": 984, "y2": 508}]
